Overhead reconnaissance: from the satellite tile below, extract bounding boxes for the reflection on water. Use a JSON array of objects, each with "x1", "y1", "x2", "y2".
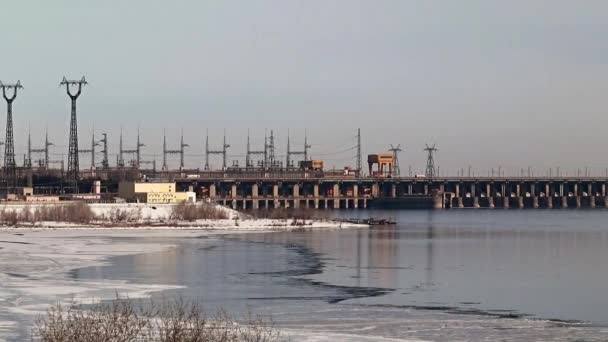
[
  {"x1": 426, "y1": 210, "x2": 435, "y2": 290},
  {"x1": 236, "y1": 209, "x2": 608, "y2": 324},
  {"x1": 73, "y1": 209, "x2": 608, "y2": 338}
]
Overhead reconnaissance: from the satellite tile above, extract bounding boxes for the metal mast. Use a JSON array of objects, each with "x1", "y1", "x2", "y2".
[
  {"x1": 118, "y1": 128, "x2": 124, "y2": 167},
  {"x1": 286, "y1": 130, "x2": 311, "y2": 169},
  {"x1": 27, "y1": 126, "x2": 32, "y2": 168},
  {"x1": 424, "y1": 144, "x2": 438, "y2": 178},
  {"x1": 246, "y1": 130, "x2": 265, "y2": 168},
  {"x1": 179, "y1": 130, "x2": 187, "y2": 170},
  {"x1": 205, "y1": 130, "x2": 230, "y2": 170},
  {"x1": 1, "y1": 80, "x2": 22, "y2": 190},
  {"x1": 222, "y1": 131, "x2": 229, "y2": 169},
  {"x1": 136, "y1": 128, "x2": 141, "y2": 168},
  {"x1": 44, "y1": 129, "x2": 52, "y2": 168},
  {"x1": 120, "y1": 127, "x2": 144, "y2": 169},
  {"x1": 100, "y1": 133, "x2": 109, "y2": 170},
  {"x1": 286, "y1": 129, "x2": 290, "y2": 168},
  {"x1": 79, "y1": 128, "x2": 99, "y2": 170},
  {"x1": 246, "y1": 131, "x2": 250, "y2": 167},
  {"x1": 60, "y1": 76, "x2": 87, "y2": 189},
  {"x1": 163, "y1": 129, "x2": 189, "y2": 171},
  {"x1": 389, "y1": 144, "x2": 402, "y2": 177},
  {"x1": 263, "y1": 130, "x2": 268, "y2": 168},
  {"x1": 204, "y1": 131, "x2": 209, "y2": 170},
  {"x1": 162, "y1": 129, "x2": 168, "y2": 171},
  {"x1": 356, "y1": 128, "x2": 362, "y2": 175},
  {"x1": 304, "y1": 130, "x2": 309, "y2": 161},
  {"x1": 29, "y1": 128, "x2": 54, "y2": 169}
]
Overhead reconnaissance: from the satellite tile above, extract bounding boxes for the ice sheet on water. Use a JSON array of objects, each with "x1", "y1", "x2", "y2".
[
  {"x1": 269, "y1": 302, "x2": 608, "y2": 342},
  {"x1": 0, "y1": 229, "x2": 198, "y2": 340}
]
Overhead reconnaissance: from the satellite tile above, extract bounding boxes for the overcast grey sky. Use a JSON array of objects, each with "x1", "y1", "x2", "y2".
[{"x1": 1, "y1": 1, "x2": 607, "y2": 175}]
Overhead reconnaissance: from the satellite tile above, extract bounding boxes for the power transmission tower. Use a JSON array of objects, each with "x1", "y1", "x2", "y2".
[
  {"x1": 389, "y1": 144, "x2": 402, "y2": 177},
  {"x1": 286, "y1": 129, "x2": 311, "y2": 169},
  {"x1": 356, "y1": 128, "x2": 362, "y2": 175},
  {"x1": 163, "y1": 129, "x2": 189, "y2": 171},
  {"x1": 267, "y1": 130, "x2": 277, "y2": 168},
  {"x1": 1, "y1": 80, "x2": 23, "y2": 191},
  {"x1": 424, "y1": 144, "x2": 438, "y2": 178},
  {"x1": 60, "y1": 76, "x2": 87, "y2": 191},
  {"x1": 205, "y1": 130, "x2": 230, "y2": 170}
]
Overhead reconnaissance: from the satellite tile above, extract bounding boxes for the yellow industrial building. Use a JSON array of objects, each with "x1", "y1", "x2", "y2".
[{"x1": 118, "y1": 181, "x2": 196, "y2": 204}]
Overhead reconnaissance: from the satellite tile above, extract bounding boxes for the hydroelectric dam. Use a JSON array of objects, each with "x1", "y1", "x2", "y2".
[{"x1": 171, "y1": 173, "x2": 608, "y2": 210}]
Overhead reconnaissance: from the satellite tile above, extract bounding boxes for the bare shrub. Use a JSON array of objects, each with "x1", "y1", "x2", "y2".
[
  {"x1": 20, "y1": 205, "x2": 34, "y2": 223},
  {"x1": 107, "y1": 207, "x2": 141, "y2": 223},
  {"x1": 33, "y1": 202, "x2": 95, "y2": 224},
  {"x1": 63, "y1": 202, "x2": 95, "y2": 223},
  {"x1": 33, "y1": 296, "x2": 280, "y2": 342},
  {"x1": 0, "y1": 208, "x2": 20, "y2": 226},
  {"x1": 170, "y1": 202, "x2": 228, "y2": 221},
  {"x1": 33, "y1": 297, "x2": 148, "y2": 342}
]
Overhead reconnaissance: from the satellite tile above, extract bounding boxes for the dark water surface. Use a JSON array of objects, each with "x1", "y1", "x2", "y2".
[{"x1": 72, "y1": 210, "x2": 608, "y2": 341}]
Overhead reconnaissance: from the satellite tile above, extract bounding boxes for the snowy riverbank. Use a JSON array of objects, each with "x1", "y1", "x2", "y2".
[{"x1": 0, "y1": 202, "x2": 367, "y2": 230}]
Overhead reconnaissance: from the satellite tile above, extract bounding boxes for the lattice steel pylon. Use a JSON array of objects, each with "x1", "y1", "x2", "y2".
[
  {"x1": 424, "y1": 144, "x2": 438, "y2": 178},
  {"x1": 0, "y1": 80, "x2": 23, "y2": 191},
  {"x1": 60, "y1": 76, "x2": 87, "y2": 191},
  {"x1": 389, "y1": 144, "x2": 402, "y2": 177}
]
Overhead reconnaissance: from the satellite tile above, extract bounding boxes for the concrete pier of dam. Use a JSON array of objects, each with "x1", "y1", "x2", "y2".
[{"x1": 173, "y1": 174, "x2": 608, "y2": 210}]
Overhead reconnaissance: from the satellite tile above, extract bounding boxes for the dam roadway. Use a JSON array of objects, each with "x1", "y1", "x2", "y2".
[{"x1": 172, "y1": 173, "x2": 608, "y2": 209}]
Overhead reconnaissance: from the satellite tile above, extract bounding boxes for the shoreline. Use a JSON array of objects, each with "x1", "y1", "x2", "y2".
[
  {"x1": 0, "y1": 220, "x2": 368, "y2": 230},
  {"x1": 0, "y1": 202, "x2": 369, "y2": 230}
]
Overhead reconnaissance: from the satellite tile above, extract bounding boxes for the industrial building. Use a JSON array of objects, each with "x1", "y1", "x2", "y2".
[{"x1": 118, "y1": 181, "x2": 195, "y2": 204}]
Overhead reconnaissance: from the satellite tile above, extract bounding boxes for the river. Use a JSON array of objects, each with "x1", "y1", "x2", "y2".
[{"x1": 72, "y1": 210, "x2": 608, "y2": 341}]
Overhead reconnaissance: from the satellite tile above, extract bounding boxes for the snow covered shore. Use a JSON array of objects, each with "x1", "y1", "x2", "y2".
[{"x1": 0, "y1": 202, "x2": 367, "y2": 231}]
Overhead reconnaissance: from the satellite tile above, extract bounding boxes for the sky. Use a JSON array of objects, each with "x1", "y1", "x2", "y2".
[{"x1": 1, "y1": 0, "x2": 608, "y2": 175}]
